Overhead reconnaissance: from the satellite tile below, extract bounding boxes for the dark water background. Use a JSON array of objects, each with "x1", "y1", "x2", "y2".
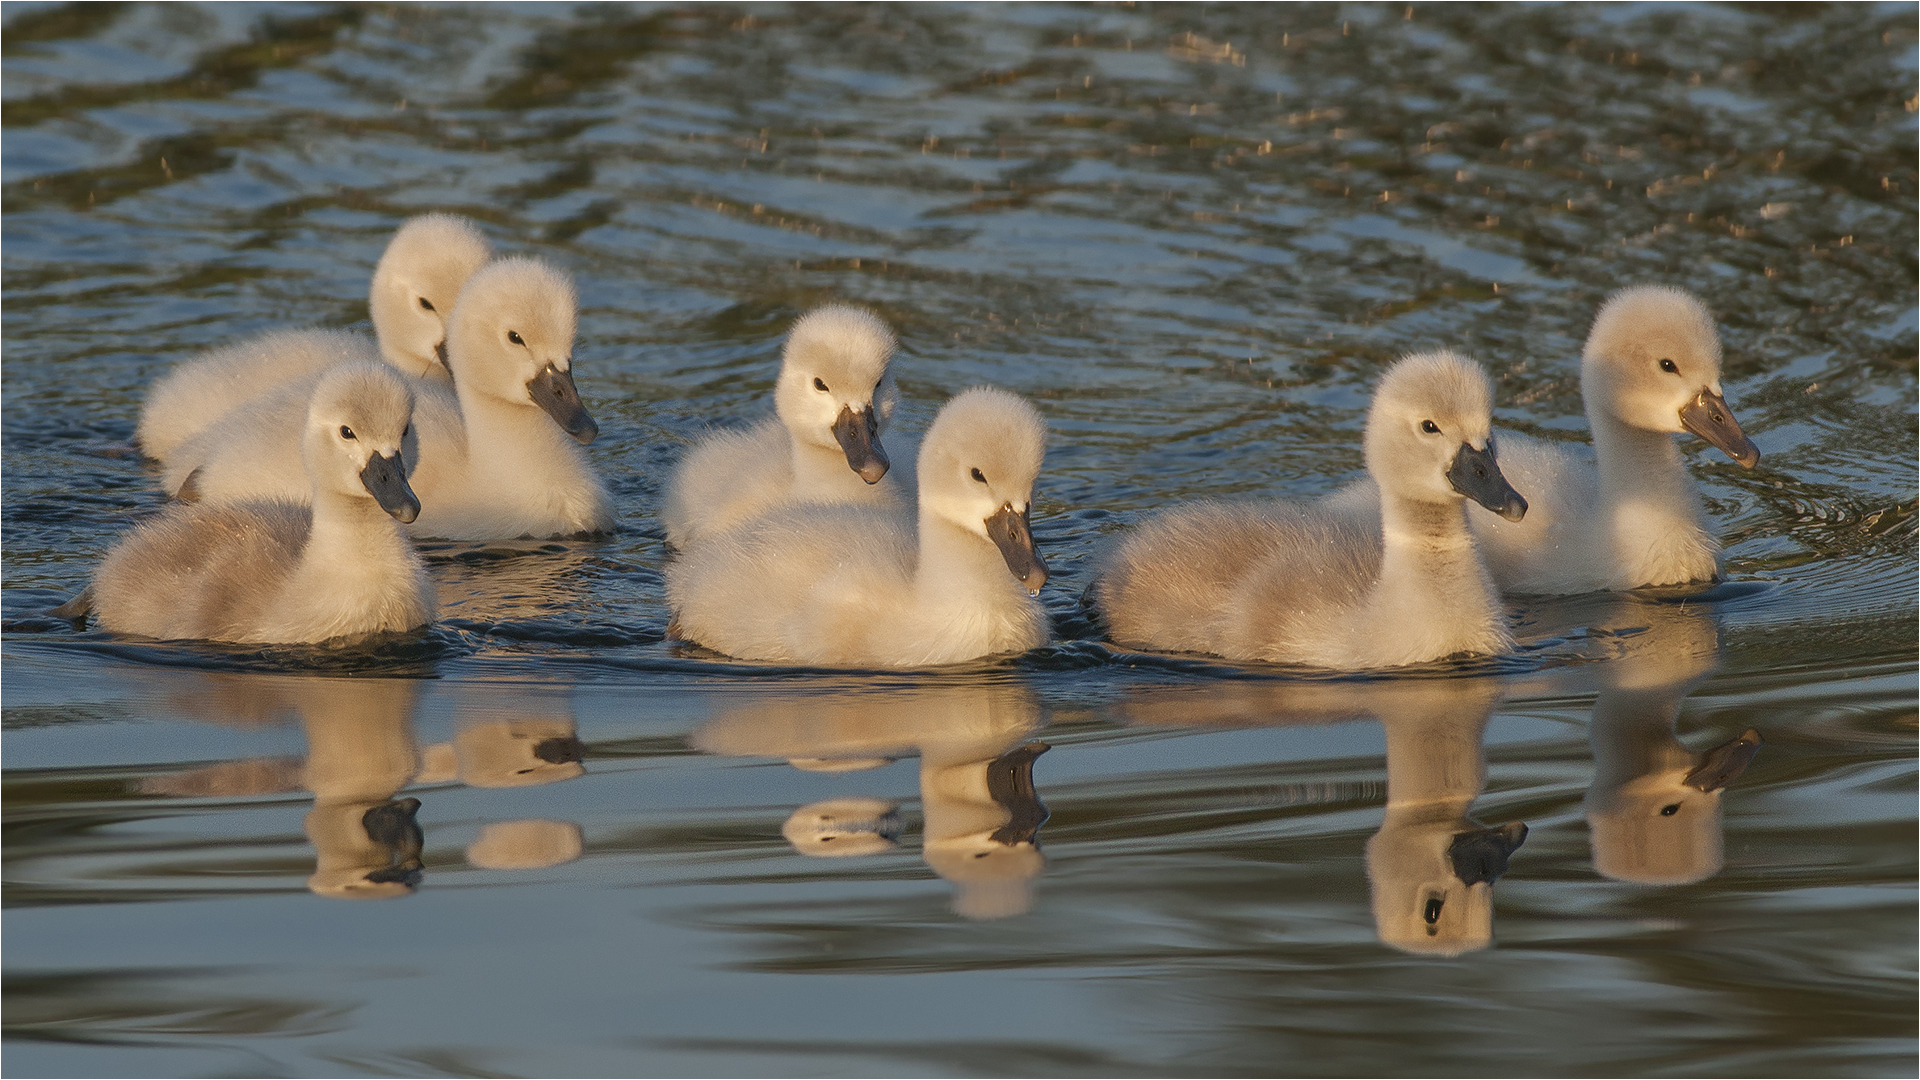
[{"x1": 3, "y1": 3, "x2": 1915, "y2": 1076}]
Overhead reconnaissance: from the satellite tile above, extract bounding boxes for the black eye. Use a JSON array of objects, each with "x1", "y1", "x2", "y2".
[
  {"x1": 339, "y1": 425, "x2": 356, "y2": 440},
  {"x1": 1421, "y1": 420, "x2": 1441, "y2": 434},
  {"x1": 971, "y1": 468, "x2": 986, "y2": 483},
  {"x1": 507, "y1": 330, "x2": 525, "y2": 346},
  {"x1": 1659, "y1": 358, "x2": 1679, "y2": 374},
  {"x1": 1423, "y1": 897, "x2": 1443, "y2": 924},
  {"x1": 1660, "y1": 803, "x2": 1681, "y2": 817},
  {"x1": 418, "y1": 297, "x2": 435, "y2": 312},
  {"x1": 814, "y1": 377, "x2": 829, "y2": 392}
]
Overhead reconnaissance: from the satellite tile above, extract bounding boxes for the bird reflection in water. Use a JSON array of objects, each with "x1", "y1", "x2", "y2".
[
  {"x1": 693, "y1": 685, "x2": 1051, "y2": 919},
  {"x1": 1121, "y1": 676, "x2": 1526, "y2": 956},
  {"x1": 137, "y1": 673, "x2": 589, "y2": 897},
  {"x1": 1584, "y1": 597, "x2": 1763, "y2": 886}
]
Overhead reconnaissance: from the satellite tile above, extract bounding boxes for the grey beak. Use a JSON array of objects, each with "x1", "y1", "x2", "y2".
[
  {"x1": 986, "y1": 742, "x2": 1051, "y2": 846},
  {"x1": 985, "y1": 503, "x2": 1048, "y2": 594},
  {"x1": 1679, "y1": 388, "x2": 1760, "y2": 468},
  {"x1": 1449, "y1": 442, "x2": 1528, "y2": 521},
  {"x1": 1448, "y1": 821, "x2": 1528, "y2": 886},
  {"x1": 434, "y1": 340, "x2": 450, "y2": 373},
  {"x1": 1684, "y1": 728, "x2": 1763, "y2": 792},
  {"x1": 528, "y1": 364, "x2": 599, "y2": 445},
  {"x1": 359, "y1": 451, "x2": 420, "y2": 524},
  {"x1": 831, "y1": 404, "x2": 890, "y2": 484}
]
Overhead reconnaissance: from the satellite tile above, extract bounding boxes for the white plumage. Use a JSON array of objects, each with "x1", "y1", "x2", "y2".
[
  {"x1": 1094, "y1": 351, "x2": 1526, "y2": 669},
  {"x1": 1329, "y1": 286, "x2": 1761, "y2": 593},
  {"x1": 663, "y1": 305, "x2": 910, "y2": 548},
  {"x1": 135, "y1": 215, "x2": 491, "y2": 463},
  {"x1": 666, "y1": 386, "x2": 1052, "y2": 667},
  {"x1": 159, "y1": 257, "x2": 615, "y2": 541},
  {"x1": 90, "y1": 363, "x2": 435, "y2": 644}
]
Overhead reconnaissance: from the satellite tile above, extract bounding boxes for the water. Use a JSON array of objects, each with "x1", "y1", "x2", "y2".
[{"x1": 3, "y1": 2, "x2": 1915, "y2": 1075}]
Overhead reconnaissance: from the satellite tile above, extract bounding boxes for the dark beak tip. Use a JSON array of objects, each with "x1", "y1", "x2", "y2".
[{"x1": 572, "y1": 420, "x2": 599, "y2": 446}]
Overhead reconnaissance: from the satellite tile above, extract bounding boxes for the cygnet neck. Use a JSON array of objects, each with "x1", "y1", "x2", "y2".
[
  {"x1": 453, "y1": 373, "x2": 577, "y2": 464},
  {"x1": 788, "y1": 431, "x2": 855, "y2": 499},
  {"x1": 1589, "y1": 408, "x2": 1696, "y2": 512},
  {"x1": 305, "y1": 483, "x2": 413, "y2": 572},
  {"x1": 1372, "y1": 491, "x2": 1499, "y2": 634},
  {"x1": 914, "y1": 508, "x2": 1015, "y2": 603}
]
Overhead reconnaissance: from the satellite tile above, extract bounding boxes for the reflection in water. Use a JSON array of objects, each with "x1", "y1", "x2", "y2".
[
  {"x1": 1585, "y1": 600, "x2": 1764, "y2": 886},
  {"x1": 694, "y1": 685, "x2": 1050, "y2": 919},
  {"x1": 139, "y1": 673, "x2": 590, "y2": 896},
  {"x1": 782, "y1": 798, "x2": 904, "y2": 857},
  {"x1": 1122, "y1": 677, "x2": 1525, "y2": 956}
]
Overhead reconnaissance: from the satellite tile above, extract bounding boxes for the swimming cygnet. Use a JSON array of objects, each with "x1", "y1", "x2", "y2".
[
  {"x1": 1094, "y1": 351, "x2": 1527, "y2": 669},
  {"x1": 664, "y1": 305, "x2": 910, "y2": 548},
  {"x1": 162, "y1": 257, "x2": 615, "y2": 541},
  {"x1": 135, "y1": 214, "x2": 492, "y2": 463},
  {"x1": 1333, "y1": 287, "x2": 1760, "y2": 593},
  {"x1": 666, "y1": 386, "x2": 1051, "y2": 667},
  {"x1": 89, "y1": 363, "x2": 435, "y2": 644}
]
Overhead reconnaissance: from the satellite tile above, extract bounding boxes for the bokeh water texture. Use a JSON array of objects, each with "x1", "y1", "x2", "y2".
[{"x1": 3, "y1": 3, "x2": 1915, "y2": 1076}]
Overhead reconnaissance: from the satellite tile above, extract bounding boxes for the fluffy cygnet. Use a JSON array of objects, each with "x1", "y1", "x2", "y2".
[
  {"x1": 663, "y1": 305, "x2": 909, "y2": 548},
  {"x1": 1332, "y1": 287, "x2": 1760, "y2": 593},
  {"x1": 90, "y1": 363, "x2": 435, "y2": 644},
  {"x1": 161, "y1": 257, "x2": 615, "y2": 541},
  {"x1": 1094, "y1": 351, "x2": 1528, "y2": 669},
  {"x1": 666, "y1": 386, "x2": 1051, "y2": 667},
  {"x1": 135, "y1": 215, "x2": 492, "y2": 463}
]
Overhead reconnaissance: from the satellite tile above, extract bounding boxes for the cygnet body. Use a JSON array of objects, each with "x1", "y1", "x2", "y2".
[
  {"x1": 666, "y1": 386, "x2": 1051, "y2": 667},
  {"x1": 1093, "y1": 351, "x2": 1527, "y2": 669},
  {"x1": 90, "y1": 364, "x2": 435, "y2": 644},
  {"x1": 160, "y1": 257, "x2": 614, "y2": 541},
  {"x1": 135, "y1": 215, "x2": 492, "y2": 463},
  {"x1": 1332, "y1": 287, "x2": 1760, "y2": 593},
  {"x1": 663, "y1": 305, "x2": 909, "y2": 548}
]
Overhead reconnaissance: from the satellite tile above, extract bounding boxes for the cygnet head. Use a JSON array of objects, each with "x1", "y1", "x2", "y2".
[
  {"x1": 444, "y1": 256, "x2": 598, "y2": 444},
  {"x1": 367, "y1": 214, "x2": 493, "y2": 381},
  {"x1": 301, "y1": 363, "x2": 421, "y2": 523},
  {"x1": 773, "y1": 305, "x2": 900, "y2": 483},
  {"x1": 917, "y1": 387, "x2": 1049, "y2": 594},
  {"x1": 1364, "y1": 351, "x2": 1528, "y2": 521},
  {"x1": 1581, "y1": 286, "x2": 1760, "y2": 468}
]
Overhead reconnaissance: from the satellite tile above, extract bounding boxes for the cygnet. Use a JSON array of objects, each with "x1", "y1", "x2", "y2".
[
  {"x1": 135, "y1": 215, "x2": 492, "y2": 463},
  {"x1": 663, "y1": 305, "x2": 909, "y2": 548},
  {"x1": 87, "y1": 363, "x2": 435, "y2": 644},
  {"x1": 1093, "y1": 351, "x2": 1527, "y2": 669},
  {"x1": 1331, "y1": 287, "x2": 1760, "y2": 593},
  {"x1": 160, "y1": 257, "x2": 615, "y2": 541},
  {"x1": 666, "y1": 386, "x2": 1051, "y2": 667}
]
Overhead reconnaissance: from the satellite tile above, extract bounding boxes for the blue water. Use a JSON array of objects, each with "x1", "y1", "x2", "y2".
[{"x1": 4, "y1": 3, "x2": 1915, "y2": 1076}]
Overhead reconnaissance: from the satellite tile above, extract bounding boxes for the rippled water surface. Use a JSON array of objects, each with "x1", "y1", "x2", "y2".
[{"x1": 4, "y1": 3, "x2": 1916, "y2": 1076}]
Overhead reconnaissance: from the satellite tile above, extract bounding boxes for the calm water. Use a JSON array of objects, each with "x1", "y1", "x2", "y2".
[{"x1": 4, "y1": 3, "x2": 1916, "y2": 1076}]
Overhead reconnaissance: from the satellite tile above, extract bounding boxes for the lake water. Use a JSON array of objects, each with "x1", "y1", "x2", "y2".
[{"x1": 3, "y1": 3, "x2": 1915, "y2": 1076}]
